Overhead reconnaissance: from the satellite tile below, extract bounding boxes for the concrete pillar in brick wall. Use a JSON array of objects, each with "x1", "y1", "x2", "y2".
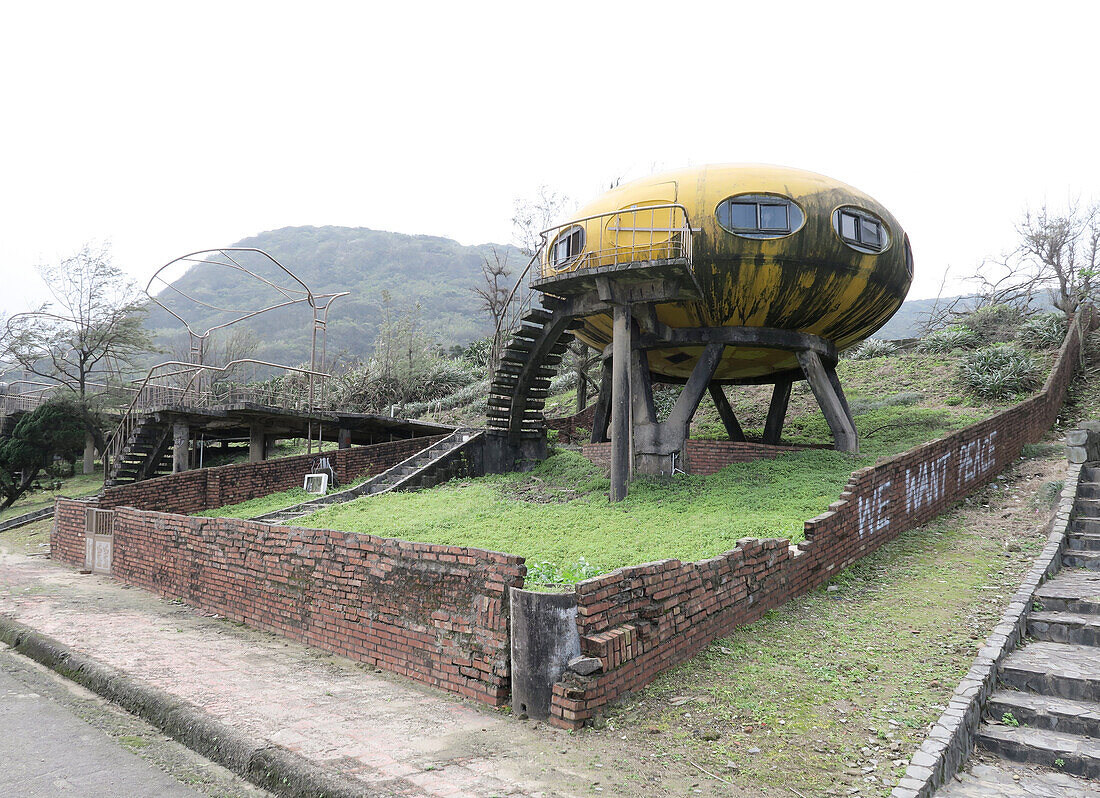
[
  {"x1": 249, "y1": 423, "x2": 266, "y2": 464},
  {"x1": 1066, "y1": 421, "x2": 1100, "y2": 463},
  {"x1": 172, "y1": 421, "x2": 190, "y2": 474}
]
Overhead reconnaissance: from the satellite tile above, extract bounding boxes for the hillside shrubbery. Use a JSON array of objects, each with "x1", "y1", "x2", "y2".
[
  {"x1": 848, "y1": 339, "x2": 898, "y2": 359},
  {"x1": 957, "y1": 345, "x2": 1040, "y2": 399},
  {"x1": 918, "y1": 325, "x2": 979, "y2": 353}
]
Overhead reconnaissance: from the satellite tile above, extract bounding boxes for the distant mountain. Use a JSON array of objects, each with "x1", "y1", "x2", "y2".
[
  {"x1": 145, "y1": 226, "x2": 529, "y2": 366},
  {"x1": 873, "y1": 295, "x2": 967, "y2": 340}
]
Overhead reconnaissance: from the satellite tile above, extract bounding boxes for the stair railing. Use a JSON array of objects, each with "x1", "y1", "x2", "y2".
[{"x1": 105, "y1": 359, "x2": 330, "y2": 480}]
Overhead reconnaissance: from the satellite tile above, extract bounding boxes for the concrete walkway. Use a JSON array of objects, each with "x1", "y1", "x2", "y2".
[{"x1": 0, "y1": 544, "x2": 750, "y2": 798}]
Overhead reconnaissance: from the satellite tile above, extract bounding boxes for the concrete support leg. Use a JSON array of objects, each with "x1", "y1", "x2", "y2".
[
  {"x1": 634, "y1": 343, "x2": 725, "y2": 476},
  {"x1": 338, "y1": 426, "x2": 352, "y2": 450},
  {"x1": 629, "y1": 344, "x2": 656, "y2": 426},
  {"x1": 763, "y1": 379, "x2": 792, "y2": 445},
  {"x1": 709, "y1": 384, "x2": 746, "y2": 442},
  {"x1": 610, "y1": 304, "x2": 631, "y2": 502},
  {"x1": 590, "y1": 360, "x2": 613, "y2": 444},
  {"x1": 797, "y1": 350, "x2": 858, "y2": 453},
  {"x1": 249, "y1": 423, "x2": 266, "y2": 464},
  {"x1": 667, "y1": 343, "x2": 726, "y2": 430},
  {"x1": 172, "y1": 421, "x2": 190, "y2": 474},
  {"x1": 83, "y1": 432, "x2": 95, "y2": 475}
]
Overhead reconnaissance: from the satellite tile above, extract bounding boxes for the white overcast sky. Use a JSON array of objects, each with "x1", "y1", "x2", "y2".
[{"x1": 1, "y1": 1, "x2": 1098, "y2": 316}]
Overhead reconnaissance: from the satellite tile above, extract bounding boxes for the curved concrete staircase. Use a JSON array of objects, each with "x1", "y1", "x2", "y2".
[{"x1": 487, "y1": 296, "x2": 583, "y2": 435}]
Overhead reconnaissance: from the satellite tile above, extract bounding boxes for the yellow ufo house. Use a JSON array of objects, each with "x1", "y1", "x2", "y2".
[{"x1": 486, "y1": 164, "x2": 913, "y2": 500}]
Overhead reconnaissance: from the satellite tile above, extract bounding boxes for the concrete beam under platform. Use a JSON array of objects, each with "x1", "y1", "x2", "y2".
[{"x1": 141, "y1": 404, "x2": 453, "y2": 450}]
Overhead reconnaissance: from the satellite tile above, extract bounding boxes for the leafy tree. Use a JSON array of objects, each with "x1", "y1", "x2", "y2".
[{"x1": 0, "y1": 401, "x2": 86, "y2": 508}]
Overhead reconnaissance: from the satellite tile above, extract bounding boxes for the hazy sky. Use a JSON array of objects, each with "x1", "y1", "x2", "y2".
[{"x1": 2, "y1": 1, "x2": 1098, "y2": 317}]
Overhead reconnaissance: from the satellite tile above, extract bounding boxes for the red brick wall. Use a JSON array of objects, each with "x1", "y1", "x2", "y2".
[
  {"x1": 51, "y1": 498, "x2": 525, "y2": 704},
  {"x1": 546, "y1": 404, "x2": 597, "y2": 443},
  {"x1": 549, "y1": 310, "x2": 1094, "y2": 728},
  {"x1": 582, "y1": 439, "x2": 805, "y2": 475},
  {"x1": 100, "y1": 435, "x2": 448, "y2": 515}
]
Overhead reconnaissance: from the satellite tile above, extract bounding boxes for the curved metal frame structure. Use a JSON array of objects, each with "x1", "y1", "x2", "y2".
[{"x1": 145, "y1": 248, "x2": 349, "y2": 408}]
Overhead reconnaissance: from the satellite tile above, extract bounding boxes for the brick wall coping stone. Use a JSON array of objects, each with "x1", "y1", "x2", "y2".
[{"x1": 888, "y1": 450, "x2": 1083, "y2": 797}]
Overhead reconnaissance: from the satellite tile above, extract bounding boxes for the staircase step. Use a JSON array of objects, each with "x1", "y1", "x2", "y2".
[
  {"x1": 1069, "y1": 533, "x2": 1100, "y2": 552},
  {"x1": 986, "y1": 689, "x2": 1100, "y2": 738},
  {"x1": 524, "y1": 309, "x2": 554, "y2": 324},
  {"x1": 1064, "y1": 550, "x2": 1100, "y2": 570},
  {"x1": 1000, "y1": 642, "x2": 1100, "y2": 702},
  {"x1": 1074, "y1": 517, "x2": 1100, "y2": 535},
  {"x1": 1036, "y1": 570, "x2": 1100, "y2": 614},
  {"x1": 1029, "y1": 610, "x2": 1100, "y2": 646},
  {"x1": 1077, "y1": 481, "x2": 1100, "y2": 499},
  {"x1": 977, "y1": 723, "x2": 1100, "y2": 779}
]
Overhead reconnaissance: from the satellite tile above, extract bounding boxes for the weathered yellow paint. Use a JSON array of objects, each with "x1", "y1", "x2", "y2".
[{"x1": 547, "y1": 164, "x2": 912, "y2": 381}]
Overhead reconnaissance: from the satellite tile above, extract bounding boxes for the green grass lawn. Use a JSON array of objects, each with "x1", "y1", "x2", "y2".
[
  {"x1": 0, "y1": 470, "x2": 104, "y2": 522},
  {"x1": 195, "y1": 347, "x2": 1019, "y2": 582}
]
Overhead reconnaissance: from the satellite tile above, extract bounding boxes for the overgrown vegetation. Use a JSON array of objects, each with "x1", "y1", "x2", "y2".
[
  {"x1": 848, "y1": 339, "x2": 899, "y2": 359},
  {"x1": 918, "y1": 325, "x2": 979, "y2": 353},
  {"x1": 1016, "y1": 312, "x2": 1067, "y2": 349},
  {"x1": 958, "y1": 345, "x2": 1040, "y2": 399}
]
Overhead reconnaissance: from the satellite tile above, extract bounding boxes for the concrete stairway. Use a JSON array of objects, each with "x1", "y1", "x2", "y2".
[
  {"x1": 976, "y1": 465, "x2": 1100, "y2": 779},
  {"x1": 250, "y1": 429, "x2": 482, "y2": 525},
  {"x1": 105, "y1": 414, "x2": 173, "y2": 487},
  {"x1": 487, "y1": 296, "x2": 582, "y2": 435}
]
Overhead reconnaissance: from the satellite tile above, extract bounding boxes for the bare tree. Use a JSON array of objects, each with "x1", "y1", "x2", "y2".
[
  {"x1": 2, "y1": 244, "x2": 155, "y2": 471},
  {"x1": 511, "y1": 185, "x2": 572, "y2": 257},
  {"x1": 974, "y1": 200, "x2": 1100, "y2": 318},
  {"x1": 566, "y1": 340, "x2": 601, "y2": 412},
  {"x1": 472, "y1": 247, "x2": 516, "y2": 372}
]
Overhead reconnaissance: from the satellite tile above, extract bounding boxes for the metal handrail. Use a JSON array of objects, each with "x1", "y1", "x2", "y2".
[
  {"x1": 491, "y1": 203, "x2": 695, "y2": 360},
  {"x1": 538, "y1": 203, "x2": 694, "y2": 280},
  {"x1": 105, "y1": 359, "x2": 330, "y2": 478},
  {"x1": 0, "y1": 378, "x2": 141, "y2": 415}
]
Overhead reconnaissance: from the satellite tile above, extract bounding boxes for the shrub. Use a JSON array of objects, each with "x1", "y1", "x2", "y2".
[
  {"x1": 1016, "y1": 313, "x2": 1067, "y2": 349},
  {"x1": 849, "y1": 339, "x2": 898, "y2": 360},
  {"x1": 958, "y1": 345, "x2": 1040, "y2": 399},
  {"x1": 919, "y1": 325, "x2": 979, "y2": 353},
  {"x1": 959, "y1": 304, "x2": 1026, "y2": 345}
]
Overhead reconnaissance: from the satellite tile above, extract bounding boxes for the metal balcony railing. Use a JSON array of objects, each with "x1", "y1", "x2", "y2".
[{"x1": 538, "y1": 203, "x2": 694, "y2": 280}]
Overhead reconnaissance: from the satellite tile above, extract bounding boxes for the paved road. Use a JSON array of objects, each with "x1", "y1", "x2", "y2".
[{"x1": 0, "y1": 643, "x2": 268, "y2": 798}]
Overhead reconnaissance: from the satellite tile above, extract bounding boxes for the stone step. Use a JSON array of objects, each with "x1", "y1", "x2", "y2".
[
  {"x1": 1078, "y1": 481, "x2": 1100, "y2": 499},
  {"x1": 977, "y1": 723, "x2": 1100, "y2": 779},
  {"x1": 1029, "y1": 610, "x2": 1100, "y2": 646},
  {"x1": 1069, "y1": 533, "x2": 1100, "y2": 552},
  {"x1": 1064, "y1": 550, "x2": 1100, "y2": 571},
  {"x1": 1036, "y1": 570, "x2": 1100, "y2": 615},
  {"x1": 1000, "y1": 642, "x2": 1100, "y2": 703},
  {"x1": 986, "y1": 689, "x2": 1100, "y2": 738},
  {"x1": 1073, "y1": 517, "x2": 1100, "y2": 535}
]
